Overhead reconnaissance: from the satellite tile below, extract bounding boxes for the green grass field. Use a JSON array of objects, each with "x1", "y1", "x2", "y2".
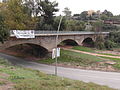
[
  {"x1": 0, "y1": 57, "x2": 115, "y2": 90},
  {"x1": 71, "y1": 46, "x2": 120, "y2": 70},
  {"x1": 73, "y1": 46, "x2": 120, "y2": 57},
  {"x1": 98, "y1": 53, "x2": 120, "y2": 56},
  {"x1": 38, "y1": 49, "x2": 105, "y2": 67},
  {"x1": 72, "y1": 46, "x2": 95, "y2": 52},
  {"x1": 99, "y1": 56, "x2": 120, "y2": 69}
]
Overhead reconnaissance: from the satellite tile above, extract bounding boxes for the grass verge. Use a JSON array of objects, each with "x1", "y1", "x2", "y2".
[
  {"x1": 72, "y1": 46, "x2": 95, "y2": 52},
  {"x1": 0, "y1": 57, "x2": 116, "y2": 90},
  {"x1": 38, "y1": 49, "x2": 104, "y2": 67},
  {"x1": 98, "y1": 53, "x2": 120, "y2": 56},
  {"x1": 73, "y1": 46, "x2": 120, "y2": 57},
  {"x1": 99, "y1": 56, "x2": 120, "y2": 69}
]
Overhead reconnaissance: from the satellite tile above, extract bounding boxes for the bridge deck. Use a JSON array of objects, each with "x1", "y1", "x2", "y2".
[{"x1": 10, "y1": 31, "x2": 109, "y2": 37}]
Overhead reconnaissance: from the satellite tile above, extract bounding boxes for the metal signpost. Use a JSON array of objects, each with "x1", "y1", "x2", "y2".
[{"x1": 55, "y1": 16, "x2": 63, "y2": 76}]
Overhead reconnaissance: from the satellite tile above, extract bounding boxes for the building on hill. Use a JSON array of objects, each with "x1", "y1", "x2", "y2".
[
  {"x1": 104, "y1": 20, "x2": 120, "y2": 25},
  {"x1": 87, "y1": 10, "x2": 95, "y2": 16}
]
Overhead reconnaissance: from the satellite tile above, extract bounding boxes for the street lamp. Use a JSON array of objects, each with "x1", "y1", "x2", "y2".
[{"x1": 55, "y1": 15, "x2": 63, "y2": 76}]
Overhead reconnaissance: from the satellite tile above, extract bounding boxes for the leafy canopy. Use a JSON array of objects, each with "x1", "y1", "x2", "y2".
[{"x1": 0, "y1": 14, "x2": 9, "y2": 43}]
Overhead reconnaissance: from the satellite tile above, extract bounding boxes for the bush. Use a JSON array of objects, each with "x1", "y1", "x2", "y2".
[
  {"x1": 104, "y1": 31, "x2": 120, "y2": 50},
  {"x1": 0, "y1": 58, "x2": 11, "y2": 66},
  {"x1": 95, "y1": 42, "x2": 105, "y2": 50},
  {"x1": 104, "y1": 40, "x2": 117, "y2": 50},
  {"x1": 95, "y1": 35, "x2": 105, "y2": 50},
  {"x1": 0, "y1": 14, "x2": 9, "y2": 43}
]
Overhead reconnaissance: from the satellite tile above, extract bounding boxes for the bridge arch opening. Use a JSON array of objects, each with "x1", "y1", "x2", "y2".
[
  {"x1": 82, "y1": 37, "x2": 94, "y2": 47},
  {"x1": 58, "y1": 39, "x2": 78, "y2": 47},
  {"x1": 5, "y1": 43, "x2": 49, "y2": 58}
]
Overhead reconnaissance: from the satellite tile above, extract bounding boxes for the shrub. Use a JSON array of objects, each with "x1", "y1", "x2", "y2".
[
  {"x1": 95, "y1": 35, "x2": 105, "y2": 50},
  {"x1": 0, "y1": 13, "x2": 9, "y2": 43},
  {"x1": 104, "y1": 40, "x2": 117, "y2": 50},
  {"x1": 0, "y1": 58, "x2": 11, "y2": 66}
]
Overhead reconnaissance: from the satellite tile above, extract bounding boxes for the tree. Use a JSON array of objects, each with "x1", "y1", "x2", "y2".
[
  {"x1": 0, "y1": 13, "x2": 9, "y2": 43},
  {"x1": 93, "y1": 21, "x2": 105, "y2": 49},
  {"x1": 36, "y1": 0, "x2": 59, "y2": 30},
  {"x1": 102, "y1": 10, "x2": 113, "y2": 17},
  {"x1": 63, "y1": 7, "x2": 72, "y2": 19},
  {"x1": 95, "y1": 35, "x2": 105, "y2": 50},
  {"x1": 2, "y1": 0, "x2": 7, "y2": 3},
  {"x1": 73, "y1": 14, "x2": 80, "y2": 16},
  {"x1": 104, "y1": 40, "x2": 116, "y2": 50},
  {"x1": 0, "y1": 2, "x2": 7, "y2": 12},
  {"x1": 39, "y1": 0, "x2": 58, "y2": 24},
  {"x1": 108, "y1": 31, "x2": 120, "y2": 44},
  {"x1": 80, "y1": 11, "x2": 88, "y2": 20},
  {"x1": 103, "y1": 31, "x2": 120, "y2": 50},
  {"x1": 92, "y1": 21, "x2": 103, "y2": 32},
  {"x1": 65, "y1": 20, "x2": 85, "y2": 31},
  {"x1": 1, "y1": 0, "x2": 37, "y2": 30},
  {"x1": 100, "y1": 14, "x2": 108, "y2": 20},
  {"x1": 23, "y1": 0, "x2": 41, "y2": 17},
  {"x1": 85, "y1": 23, "x2": 93, "y2": 31},
  {"x1": 53, "y1": 16, "x2": 66, "y2": 31},
  {"x1": 72, "y1": 14, "x2": 81, "y2": 20}
]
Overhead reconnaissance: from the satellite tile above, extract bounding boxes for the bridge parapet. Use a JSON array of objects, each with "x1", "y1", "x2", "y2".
[{"x1": 10, "y1": 30, "x2": 109, "y2": 37}]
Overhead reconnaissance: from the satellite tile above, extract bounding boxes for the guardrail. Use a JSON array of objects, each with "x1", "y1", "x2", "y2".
[{"x1": 10, "y1": 30, "x2": 109, "y2": 37}]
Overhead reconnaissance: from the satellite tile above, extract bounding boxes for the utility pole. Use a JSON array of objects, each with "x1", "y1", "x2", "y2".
[{"x1": 55, "y1": 15, "x2": 63, "y2": 76}]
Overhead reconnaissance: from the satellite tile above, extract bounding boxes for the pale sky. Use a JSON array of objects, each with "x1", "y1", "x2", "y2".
[{"x1": 50, "y1": 0, "x2": 120, "y2": 16}]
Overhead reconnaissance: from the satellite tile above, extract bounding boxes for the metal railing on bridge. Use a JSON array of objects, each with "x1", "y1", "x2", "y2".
[{"x1": 10, "y1": 30, "x2": 109, "y2": 37}]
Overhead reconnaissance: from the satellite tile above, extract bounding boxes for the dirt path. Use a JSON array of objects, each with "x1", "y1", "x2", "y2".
[{"x1": 63, "y1": 48, "x2": 120, "y2": 59}]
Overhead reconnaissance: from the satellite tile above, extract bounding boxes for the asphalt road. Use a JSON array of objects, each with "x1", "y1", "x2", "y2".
[{"x1": 0, "y1": 53, "x2": 120, "y2": 89}]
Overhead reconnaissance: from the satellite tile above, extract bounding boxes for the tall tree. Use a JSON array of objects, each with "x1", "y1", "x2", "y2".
[
  {"x1": 0, "y1": 13, "x2": 9, "y2": 43},
  {"x1": 39, "y1": 0, "x2": 58, "y2": 23},
  {"x1": 80, "y1": 11, "x2": 88, "y2": 20},
  {"x1": 92, "y1": 21, "x2": 103, "y2": 32},
  {"x1": 65, "y1": 20, "x2": 85, "y2": 31},
  {"x1": 63, "y1": 7, "x2": 72, "y2": 19},
  {"x1": 72, "y1": 14, "x2": 81, "y2": 20},
  {"x1": 53, "y1": 16, "x2": 66, "y2": 31},
  {"x1": 36, "y1": 0, "x2": 59, "y2": 30},
  {"x1": 2, "y1": 0, "x2": 36, "y2": 30},
  {"x1": 23, "y1": 0, "x2": 41, "y2": 17},
  {"x1": 102, "y1": 10, "x2": 113, "y2": 17}
]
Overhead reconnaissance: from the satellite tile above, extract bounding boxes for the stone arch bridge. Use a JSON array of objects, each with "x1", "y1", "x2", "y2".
[{"x1": 0, "y1": 31, "x2": 109, "y2": 52}]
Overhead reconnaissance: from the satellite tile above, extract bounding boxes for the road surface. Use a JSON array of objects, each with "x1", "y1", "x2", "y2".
[{"x1": 0, "y1": 53, "x2": 120, "y2": 89}]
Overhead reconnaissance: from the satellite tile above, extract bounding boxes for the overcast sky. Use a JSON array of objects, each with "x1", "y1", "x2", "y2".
[{"x1": 50, "y1": 0, "x2": 120, "y2": 16}]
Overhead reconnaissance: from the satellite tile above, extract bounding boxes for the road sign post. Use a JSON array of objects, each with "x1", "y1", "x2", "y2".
[
  {"x1": 55, "y1": 16, "x2": 63, "y2": 76},
  {"x1": 52, "y1": 48, "x2": 60, "y2": 59}
]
